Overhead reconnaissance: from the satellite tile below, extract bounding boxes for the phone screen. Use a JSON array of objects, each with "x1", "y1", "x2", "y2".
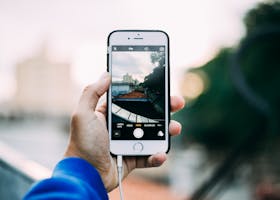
[{"x1": 111, "y1": 45, "x2": 166, "y2": 140}]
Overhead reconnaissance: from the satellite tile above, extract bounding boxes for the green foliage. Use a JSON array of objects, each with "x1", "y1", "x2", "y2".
[
  {"x1": 174, "y1": 1, "x2": 280, "y2": 149},
  {"x1": 244, "y1": 1, "x2": 280, "y2": 34},
  {"x1": 143, "y1": 66, "x2": 165, "y2": 94},
  {"x1": 174, "y1": 49, "x2": 265, "y2": 149},
  {"x1": 141, "y1": 52, "x2": 166, "y2": 114},
  {"x1": 143, "y1": 52, "x2": 165, "y2": 94}
]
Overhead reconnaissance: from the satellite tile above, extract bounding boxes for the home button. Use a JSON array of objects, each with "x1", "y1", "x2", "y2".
[{"x1": 133, "y1": 142, "x2": 143, "y2": 152}]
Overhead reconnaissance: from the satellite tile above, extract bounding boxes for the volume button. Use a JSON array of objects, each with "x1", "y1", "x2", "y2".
[{"x1": 107, "y1": 53, "x2": 109, "y2": 72}]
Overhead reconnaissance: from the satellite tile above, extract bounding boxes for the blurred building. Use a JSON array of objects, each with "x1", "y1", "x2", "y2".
[
  {"x1": 111, "y1": 82, "x2": 135, "y2": 96},
  {"x1": 14, "y1": 44, "x2": 77, "y2": 116},
  {"x1": 123, "y1": 73, "x2": 133, "y2": 83}
]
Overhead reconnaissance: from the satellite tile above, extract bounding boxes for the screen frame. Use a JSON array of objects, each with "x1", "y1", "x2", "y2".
[{"x1": 107, "y1": 30, "x2": 170, "y2": 156}]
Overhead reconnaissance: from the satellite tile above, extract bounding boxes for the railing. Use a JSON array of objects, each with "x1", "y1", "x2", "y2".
[{"x1": 0, "y1": 141, "x2": 51, "y2": 200}]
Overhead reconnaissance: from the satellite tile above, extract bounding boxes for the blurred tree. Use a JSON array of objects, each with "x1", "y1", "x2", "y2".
[
  {"x1": 141, "y1": 52, "x2": 166, "y2": 114},
  {"x1": 174, "y1": 0, "x2": 280, "y2": 150},
  {"x1": 245, "y1": 0, "x2": 280, "y2": 34},
  {"x1": 142, "y1": 52, "x2": 165, "y2": 94}
]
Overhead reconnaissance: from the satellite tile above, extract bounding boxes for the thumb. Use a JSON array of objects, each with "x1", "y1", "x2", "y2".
[{"x1": 79, "y1": 72, "x2": 110, "y2": 111}]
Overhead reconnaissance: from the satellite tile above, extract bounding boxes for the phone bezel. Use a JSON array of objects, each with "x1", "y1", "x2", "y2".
[{"x1": 107, "y1": 30, "x2": 170, "y2": 156}]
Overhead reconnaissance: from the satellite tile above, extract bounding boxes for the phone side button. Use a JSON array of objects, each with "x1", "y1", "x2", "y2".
[
  {"x1": 106, "y1": 53, "x2": 109, "y2": 71},
  {"x1": 133, "y1": 142, "x2": 143, "y2": 152}
]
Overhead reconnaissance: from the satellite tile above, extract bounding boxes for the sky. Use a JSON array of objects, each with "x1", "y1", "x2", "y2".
[
  {"x1": 0, "y1": 0, "x2": 264, "y2": 101},
  {"x1": 112, "y1": 51, "x2": 155, "y2": 83}
]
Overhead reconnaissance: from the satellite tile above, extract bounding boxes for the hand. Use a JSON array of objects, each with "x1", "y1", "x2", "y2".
[{"x1": 64, "y1": 72, "x2": 185, "y2": 192}]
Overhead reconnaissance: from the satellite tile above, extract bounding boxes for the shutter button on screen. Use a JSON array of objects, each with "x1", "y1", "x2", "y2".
[
  {"x1": 133, "y1": 142, "x2": 143, "y2": 152},
  {"x1": 133, "y1": 128, "x2": 144, "y2": 138}
]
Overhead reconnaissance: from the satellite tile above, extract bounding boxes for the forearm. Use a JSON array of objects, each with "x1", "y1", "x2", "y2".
[{"x1": 23, "y1": 157, "x2": 108, "y2": 200}]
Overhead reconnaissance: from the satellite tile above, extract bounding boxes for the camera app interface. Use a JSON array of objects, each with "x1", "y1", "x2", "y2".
[{"x1": 111, "y1": 45, "x2": 166, "y2": 140}]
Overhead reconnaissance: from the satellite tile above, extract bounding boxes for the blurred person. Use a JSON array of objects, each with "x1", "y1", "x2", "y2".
[{"x1": 23, "y1": 72, "x2": 185, "y2": 200}]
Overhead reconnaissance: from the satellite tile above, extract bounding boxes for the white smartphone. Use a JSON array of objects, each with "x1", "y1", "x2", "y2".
[{"x1": 107, "y1": 30, "x2": 170, "y2": 156}]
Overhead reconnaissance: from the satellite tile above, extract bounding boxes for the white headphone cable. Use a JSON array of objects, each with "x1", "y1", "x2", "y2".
[{"x1": 117, "y1": 155, "x2": 124, "y2": 200}]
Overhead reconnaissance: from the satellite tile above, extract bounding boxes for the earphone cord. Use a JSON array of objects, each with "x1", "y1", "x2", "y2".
[{"x1": 117, "y1": 155, "x2": 124, "y2": 200}]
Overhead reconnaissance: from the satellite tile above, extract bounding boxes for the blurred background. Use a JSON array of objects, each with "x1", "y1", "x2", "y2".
[{"x1": 0, "y1": 0, "x2": 279, "y2": 199}]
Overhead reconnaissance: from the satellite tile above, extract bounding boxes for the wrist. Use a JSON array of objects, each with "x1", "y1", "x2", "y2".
[
  {"x1": 52, "y1": 157, "x2": 108, "y2": 200},
  {"x1": 97, "y1": 157, "x2": 118, "y2": 192},
  {"x1": 65, "y1": 145, "x2": 118, "y2": 192}
]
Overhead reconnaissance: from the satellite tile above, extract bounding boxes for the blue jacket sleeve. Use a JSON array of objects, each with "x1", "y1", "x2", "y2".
[{"x1": 23, "y1": 157, "x2": 109, "y2": 200}]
